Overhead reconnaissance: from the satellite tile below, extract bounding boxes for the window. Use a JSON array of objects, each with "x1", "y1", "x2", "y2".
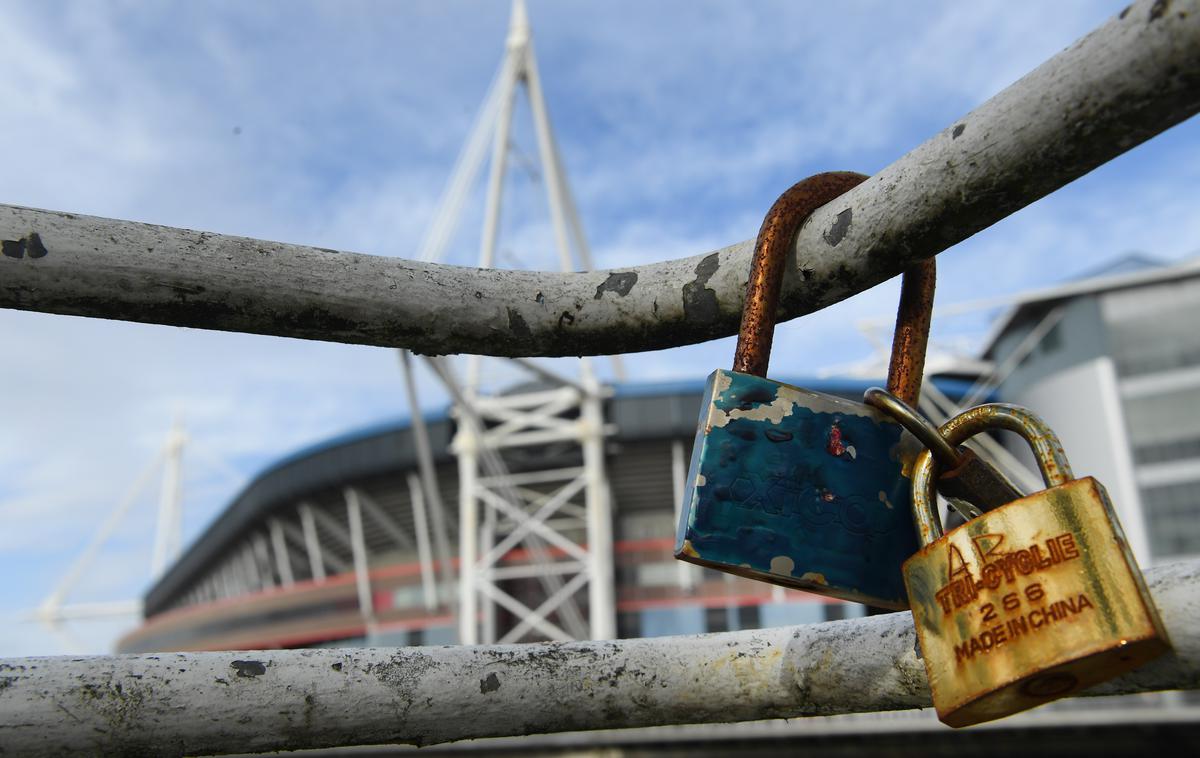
[
  {"x1": 1141, "y1": 480, "x2": 1200, "y2": 558},
  {"x1": 619, "y1": 606, "x2": 706, "y2": 638}
]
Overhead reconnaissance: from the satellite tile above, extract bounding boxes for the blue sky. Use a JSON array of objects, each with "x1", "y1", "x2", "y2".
[{"x1": 0, "y1": 0, "x2": 1197, "y2": 656}]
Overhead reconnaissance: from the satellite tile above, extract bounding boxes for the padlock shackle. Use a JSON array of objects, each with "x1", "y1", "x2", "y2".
[
  {"x1": 863, "y1": 386, "x2": 962, "y2": 467},
  {"x1": 731, "y1": 173, "x2": 935, "y2": 394},
  {"x1": 912, "y1": 403, "x2": 1074, "y2": 545},
  {"x1": 733, "y1": 172, "x2": 868, "y2": 377},
  {"x1": 886, "y1": 258, "x2": 936, "y2": 406}
]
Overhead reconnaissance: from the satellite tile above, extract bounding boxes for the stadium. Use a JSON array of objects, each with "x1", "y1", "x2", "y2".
[
  {"x1": 3, "y1": 2, "x2": 1197, "y2": 752},
  {"x1": 118, "y1": 375, "x2": 973, "y2": 654}
]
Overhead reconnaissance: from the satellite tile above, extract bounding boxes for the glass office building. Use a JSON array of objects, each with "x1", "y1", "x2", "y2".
[{"x1": 983, "y1": 255, "x2": 1200, "y2": 564}]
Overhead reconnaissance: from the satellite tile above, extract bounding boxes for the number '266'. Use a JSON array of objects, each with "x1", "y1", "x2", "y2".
[{"x1": 980, "y1": 583, "x2": 1045, "y2": 623}]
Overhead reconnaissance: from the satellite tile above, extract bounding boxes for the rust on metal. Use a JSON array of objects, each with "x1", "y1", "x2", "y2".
[
  {"x1": 910, "y1": 403, "x2": 1076, "y2": 545},
  {"x1": 732, "y1": 172, "x2": 868, "y2": 377},
  {"x1": 886, "y1": 257, "x2": 936, "y2": 406},
  {"x1": 731, "y1": 171, "x2": 935, "y2": 393}
]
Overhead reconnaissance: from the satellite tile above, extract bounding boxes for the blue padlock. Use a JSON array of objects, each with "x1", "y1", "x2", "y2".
[{"x1": 674, "y1": 172, "x2": 935, "y2": 609}]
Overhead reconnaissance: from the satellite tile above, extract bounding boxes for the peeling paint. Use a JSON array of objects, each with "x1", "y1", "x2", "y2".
[
  {"x1": 710, "y1": 391, "x2": 797, "y2": 428},
  {"x1": 506, "y1": 308, "x2": 532, "y2": 338},
  {"x1": 799, "y1": 571, "x2": 829, "y2": 586},
  {"x1": 822, "y1": 209, "x2": 853, "y2": 246},
  {"x1": 677, "y1": 370, "x2": 920, "y2": 608},
  {"x1": 681, "y1": 253, "x2": 721, "y2": 324},
  {"x1": 1, "y1": 232, "x2": 48, "y2": 260},
  {"x1": 231, "y1": 660, "x2": 266, "y2": 678},
  {"x1": 593, "y1": 272, "x2": 638, "y2": 300}
]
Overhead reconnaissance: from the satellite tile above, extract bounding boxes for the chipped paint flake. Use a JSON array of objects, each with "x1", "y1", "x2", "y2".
[
  {"x1": 799, "y1": 571, "x2": 829, "y2": 586},
  {"x1": 770, "y1": 556, "x2": 796, "y2": 576},
  {"x1": 712, "y1": 370, "x2": 734, "y2": 398},
  {"x1": 712, "y1": 394, "x2": 797, "y2": 428}
]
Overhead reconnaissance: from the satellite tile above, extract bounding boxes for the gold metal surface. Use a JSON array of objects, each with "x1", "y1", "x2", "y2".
[
  {"x1": 904, "y1": 477, "x2": 1170, "y2": 727},
  {"x1": 910, "y1": 403, "x2": 1073, "y2": 547}
]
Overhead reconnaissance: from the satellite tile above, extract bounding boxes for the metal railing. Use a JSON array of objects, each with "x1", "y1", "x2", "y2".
[
  {"x1": 0, "y1": 0, "x2": 1198, "y2": 755},
  {"x1": 0, "y1": 1, "x2": 1197, "y2": 358},
  {"x1": 1, "y1": 560, "x2": 1197, "y2": 756}
]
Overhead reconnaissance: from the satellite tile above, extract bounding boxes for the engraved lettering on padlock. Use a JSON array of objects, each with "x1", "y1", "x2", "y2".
[
  {"x1": 674, "y1": 172, "x2": 935, "y2": 609},
  {"x1": 903, "y1": 403, "x2": 1170, "y2": 727}
]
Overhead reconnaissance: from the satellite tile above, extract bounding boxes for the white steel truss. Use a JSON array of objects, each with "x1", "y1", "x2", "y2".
[
  {"x1": 401, "y1": 0, "x2": 617, "y2": 644},
  {"x1": 21, "y1": 419, "x2": 188, "y2": 651}
]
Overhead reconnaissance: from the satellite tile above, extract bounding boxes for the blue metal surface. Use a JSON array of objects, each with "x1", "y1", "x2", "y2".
[{"x1": 675, "y1": 370, "x2": 920, "y2": 609}]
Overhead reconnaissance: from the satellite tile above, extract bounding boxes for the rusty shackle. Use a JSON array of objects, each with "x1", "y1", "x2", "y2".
[{"x1": 731, "y1": 171, "x2": 936, "y2": 406}]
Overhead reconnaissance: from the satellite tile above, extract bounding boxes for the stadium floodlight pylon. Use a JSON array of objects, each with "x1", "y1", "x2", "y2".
[
  {"x1": 21, "y1": 419, "x2": 187, "y2": 652},
  {"x1": 400, "y1": 0, "x2": 618, "y2": 644}
]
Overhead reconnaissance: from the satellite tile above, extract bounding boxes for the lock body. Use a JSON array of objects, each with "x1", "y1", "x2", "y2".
[
  {"x1": 904, "y1": 476, "x2": 1169, "y2": 727},
  {"x1": 675, "y1": 370, "x2": 921, "y2": 608}
]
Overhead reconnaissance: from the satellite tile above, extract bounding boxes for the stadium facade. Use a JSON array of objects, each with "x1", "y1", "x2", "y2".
[{"x1": 117, "y1": 376, "x2": 979, "y2": 654}]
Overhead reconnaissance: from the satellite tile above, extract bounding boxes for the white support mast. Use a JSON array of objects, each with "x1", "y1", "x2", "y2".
[
  {"x1": 24, "y1": 420, "x2": 193, "y2": 651},
  {"x1": 402, "y1": 0, "x2": 617, "y2": 644},
  {"x1": 151, "y1": 417, "x2": 187, "y2": 580}
]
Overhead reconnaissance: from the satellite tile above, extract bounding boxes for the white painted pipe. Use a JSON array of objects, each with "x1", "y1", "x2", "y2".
[
  {"x1": 0, "y1": 559, "x2": 1197, "y2": 756},
  {"x1": 0, "y1": 0, "x2": 1195, "y2": 357}
]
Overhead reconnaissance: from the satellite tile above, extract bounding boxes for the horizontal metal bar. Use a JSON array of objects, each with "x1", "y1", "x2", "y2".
[
  {"x1": 478, "y1": 466, "x2": 586, "y2": 486},
  {"x1": 0, "y1": 559, "x2": 1196, "y2": 756},
  {"x1": 488, "y1": 560, "x2": 586, "y2": 579},
  {"x1": 0, "y1": 0, "x2": 1196, "y2": 357}
]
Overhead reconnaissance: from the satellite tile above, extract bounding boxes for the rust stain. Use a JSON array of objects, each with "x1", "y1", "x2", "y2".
[
  {"x1": 678, "y1": 539, "x2": 700, "y2": 559},
  {"x1": 827, "y1": 424, "x2": 847, "y2": 457},
  {"x1": 732, "y1": 172, "x2": 868, "y2": 377},
  {"x1": 886, "y1": 258, "x2": 936, "y2": 406}
]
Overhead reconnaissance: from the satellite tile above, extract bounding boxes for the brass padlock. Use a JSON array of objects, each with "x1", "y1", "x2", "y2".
[
  {"x1": 903, "y1": 403, "x2": 1170, "y2": 727},
  {"x1": 675, "y1": 172, "x2": 935, "y2": 609}
]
